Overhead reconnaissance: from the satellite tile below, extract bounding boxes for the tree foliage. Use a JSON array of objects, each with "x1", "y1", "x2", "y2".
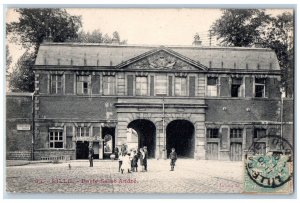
[
  {"x1": 6, "y1": 45, "x2": 12, "y2": 74},
  {"x1": 7, "y1": 8, "x2": 82, "y2": 54},
  {"x1": 211, "y1": 9, "x2": 294, "y2": 97},
  {"x1": 9, "y1": 51, "x2": 35, "y2": 92},
  {"x1": 73, "y1": 30, "x2": 127, "y2": 44},
  {"x1": 211, "y1": 9, "x2": 271, "y2": 47},
  {"x1": 7, "y1": 8, "x2": 82, "y2": 92}
]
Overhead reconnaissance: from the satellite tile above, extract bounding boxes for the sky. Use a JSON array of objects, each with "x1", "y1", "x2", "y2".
[{"x1": 6, "y1": 8, "x2": 293, "y2": 72}]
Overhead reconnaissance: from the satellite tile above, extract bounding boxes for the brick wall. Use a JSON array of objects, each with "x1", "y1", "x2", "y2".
[
  {"x1": 205, "y1": 98, "x2": 282, "y2": 122},
  {"x1": 34, "y1": 149, "x2": 76, "y2": 160},
  {"x1": 38, "y1": 96, "x2": 117, "y2": 120},
  {"x1": 6, "y1": 94, "x2": 33, "y2": 160}
]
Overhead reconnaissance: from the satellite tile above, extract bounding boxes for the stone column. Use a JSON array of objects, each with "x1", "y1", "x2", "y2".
[{"x1": 194, "y1": 121, "x2": 206, "y2": 159}]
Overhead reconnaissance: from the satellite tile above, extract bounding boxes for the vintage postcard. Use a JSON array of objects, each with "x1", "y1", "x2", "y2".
[{"x1": 4, "y1": 7, "x2": 294, "y2": 195}]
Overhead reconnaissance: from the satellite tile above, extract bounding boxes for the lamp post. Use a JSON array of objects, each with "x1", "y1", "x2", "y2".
[{"x1": 157, "y1": 94, "x2": 167, "y2": 160}]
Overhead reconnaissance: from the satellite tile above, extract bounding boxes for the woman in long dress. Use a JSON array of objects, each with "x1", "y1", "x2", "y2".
[{"x1": 120, "y1": 153, "x2": 131, "y2": 174}]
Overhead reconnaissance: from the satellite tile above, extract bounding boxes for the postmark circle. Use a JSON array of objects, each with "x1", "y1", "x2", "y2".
[{"x1": 245, "y1": 135, "x2": 293, "y2": 188}]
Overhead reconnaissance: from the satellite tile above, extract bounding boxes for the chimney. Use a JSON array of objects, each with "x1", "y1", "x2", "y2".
[
  {"x1": 43, "y1": 28, "x2": 53, "y2": 43},
  {"x1": 254, "y1": 38, "x2": 263, "y2": 48},
  {"x1": 193, "y1": 33, "x2": 202, "y2": 46}
]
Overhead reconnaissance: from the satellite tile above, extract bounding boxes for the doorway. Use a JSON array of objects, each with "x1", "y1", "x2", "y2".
[
  {"x1": 76, "y1": 141, "x2": 89, "y2": 159},
  {"x1": 102, "y1": 127, "x2": 115, "y2": 159},
  {"x1": 230, "y1": 143, "x2": 242, "y2": 161},
  {"x1": 127, "y1": 119, "x2": 156, "y2": 158},
  {"x1": 166, "y1": 120, "x2": 195, "y2": 158}
]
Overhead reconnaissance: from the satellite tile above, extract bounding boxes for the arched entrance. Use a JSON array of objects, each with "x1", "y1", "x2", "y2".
[
  {"x1": 127, "y1": 119, "x2": 156, "y2": 158},
  {"x1": 166, "y1": 120, "x2": 195, "y2": 158}
]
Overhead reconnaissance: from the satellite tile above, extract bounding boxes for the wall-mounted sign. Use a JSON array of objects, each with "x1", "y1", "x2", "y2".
[{"x1": 17, "y1": 124, "x2": 31, "y2": 131}]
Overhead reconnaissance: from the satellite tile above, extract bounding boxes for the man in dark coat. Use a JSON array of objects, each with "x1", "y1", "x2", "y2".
[
  {"x1": 143, "y1": 146, "x2": 148, "y2": 171},
  {"x1": 88, "y1": 145, "x2": 94, "y2": 167}
]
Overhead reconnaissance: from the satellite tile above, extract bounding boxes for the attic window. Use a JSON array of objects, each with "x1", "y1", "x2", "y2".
[
  {"x1": 209, "y1": 61, "x2": 212, "y2": 68},
  {"x1": 270, "y1": 63, "x2": 273, "y2": 69},
  {"x1": 97, "y1": 59, "x2": 99, "y2": 66},
  {"x1": 257, "y1": 63, "x2": 260, "y2": 69},
  {"x1": 57, "y1": 59, "x2": 60, "y2": 65},
  {"x1": 44, "y1": 57, "x2": 47, "y2": 65},
  {"x1": 221, "y1": 61, "x2": 224, "y2": 68},
  {"x1": 110, "y1": 61, "x2": 113, "y2": 66},
  {"x1": 234, "y1": 62, "x2": 236, "y2": 69},
  {"x1": 246, "y1": 63, "x2": 249, "y2": 69},
  {"x1": 84, "y1": 58, "x2": 87, "y2": 66},
  {"x1": 70, "y1": 58, "x2": 73, "y2": 66}
]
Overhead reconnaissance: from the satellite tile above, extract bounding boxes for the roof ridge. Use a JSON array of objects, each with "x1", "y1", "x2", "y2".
[{"x1": 40, "y1": 42, "x2": 272, "y2": 51}]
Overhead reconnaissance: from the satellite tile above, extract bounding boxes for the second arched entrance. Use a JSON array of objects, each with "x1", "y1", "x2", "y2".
[
  {"x1": 166, "y1": 119, "x2": 195, "y2": 158},
  {"x1": 127, "y1": 119, "x2": 156, "y2": 158}
]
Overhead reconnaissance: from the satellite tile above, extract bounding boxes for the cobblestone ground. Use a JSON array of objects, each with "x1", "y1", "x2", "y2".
[{"x1": 6, "y1": 159, "x2": 243, "y2": 193}]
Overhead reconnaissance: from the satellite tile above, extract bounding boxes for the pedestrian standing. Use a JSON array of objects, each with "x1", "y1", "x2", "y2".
[
  {"x1": 132, "y1": 150, "x2": 138, "y2": 172},
  {"x1": 118, "y1": 151, "x2": 123, "y2": 172},
  {"x1": 88, "y1": 145, "x2": 94, "y2": 167},
  {"x1": 139, "y1": 148, "x2": 145, "y2": 172},
  {"x1": 169, "y1": 148, "x2": 177, "y2": 171},
  {"x1": 114, "y1": 147, "x2": 119, "y2": 160},
  {"x1": 143, "y1": 146, "x2": 148, "y2": 172}
]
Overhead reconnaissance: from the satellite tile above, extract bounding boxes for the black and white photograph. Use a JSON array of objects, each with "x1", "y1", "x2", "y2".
[{"x1": 3, "y1": 4, "x2": 295, "y2": 196}]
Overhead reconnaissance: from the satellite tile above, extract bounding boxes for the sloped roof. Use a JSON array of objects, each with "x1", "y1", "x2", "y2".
[{"x1": 35, "y1": 42, "x2": 280, "y2": 71}]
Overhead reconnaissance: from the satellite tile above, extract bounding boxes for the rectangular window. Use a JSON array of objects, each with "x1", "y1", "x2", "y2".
[
  {"x1": 51, "y1": 75, "x2": 62, "y2": 94},
  {"x1": 230, "y1": 128, "x2": 243, "y2": 138},
  {"x1": 76, "y1": 126, "x2": 89, "y2": 137},
  {"x1": 231, "y1": 78, "x2": 243, "y2": 97},
  {"x1": 254, "y1": 128, "x2": 266, "y2": 138},
  {"x1": 207, "y1": 128, "x2": 219, "y2": 138},
  {"x1": 127, "y1": 75, "x2": 134, "y2": 96},
  {"x1": 103, "y1": 76, "x2": 116, "y2": 95},
  {"x1": 255, "y1": 78, "x2": 266, "y2": 98},
  {"x1": 76, "y1": 75, "x2": 90, "y2": 95},
  {"x1": 156, "y1": 75, "x2": 167, "y2": 95},
  {"x1": 49, "y1": 129, "x2": 63, "y2": 148},
  {"x1": 136, "y1": 76, "x2": 148, "y2": 96},
  {"x1": 207, "y1": 77, "x2": 218, "y2": 96},
  {"x1": 175, "y1": 77, "x2": 187, "y2": 96}
]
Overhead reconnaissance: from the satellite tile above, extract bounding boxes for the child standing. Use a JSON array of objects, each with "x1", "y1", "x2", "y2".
[
  {"x1": 132, "y1": 150, "x2": 138, "y2": 172},
  {"x1": 169, "y1": 148, "x2": 177, "y2": 171}
]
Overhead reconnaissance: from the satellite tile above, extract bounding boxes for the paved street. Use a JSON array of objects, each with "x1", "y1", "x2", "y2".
[{"x1": 6, "y1": 159, "x2": 243, "y2": 193}]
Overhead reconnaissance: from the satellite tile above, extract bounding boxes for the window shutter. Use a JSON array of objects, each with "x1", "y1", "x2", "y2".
[
  {"x1": 266, "y1": 78, "x2": 280, "y2": 98},
  {"x1": 189, "y1": 76, "x2": 196, "y2": 96},
  {"x1": 65, "y1": 74, "x2": 74, "y2": 94},
  {"x1": 245, "y1": 128, "x2": 253, "y2": 149},
  {"x1": 76, "y1": 79, "x2": 82, "y2": 94},
  {"x1": 168, "y1": 76, "x2": 173, "y2": 96},
  {"x1": 39, "y1": 73, "x2": 48, "y2": 94},
  {"x1": 91, "y1": 75, "x2": 100, "y2": 94},
  {"x1": 150, "y1": 76, "x2": 154, "y2": 96},
  {"x1": 220, "y1": 77, "x2": 230, "y2": 97},
  {"x1": 245, "y1": 77, "x2": 253, "y2": 97},
  {"x1": 127, "y1": 75, "x2": 134, "y2": 96},
  {"x1": 220, "y1": 127, "x2": 229, "y2": 150}
]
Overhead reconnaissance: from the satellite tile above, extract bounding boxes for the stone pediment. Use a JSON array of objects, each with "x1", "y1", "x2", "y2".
[{"x1": 116, "y1": 47, "x2": 207, "y2": 71}]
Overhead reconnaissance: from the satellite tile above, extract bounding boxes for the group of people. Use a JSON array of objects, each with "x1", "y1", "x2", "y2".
[
  {"x1": 118, "y1": 146, "x2": 148, "y2": 174},
  {"x1": 89, "y1": 144, "x2": 178, "y2": 172}
]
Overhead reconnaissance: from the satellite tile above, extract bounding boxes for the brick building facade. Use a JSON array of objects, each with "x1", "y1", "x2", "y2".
[{"x1": 6, "y1": 42, "x2": 294, "y2": 161}]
